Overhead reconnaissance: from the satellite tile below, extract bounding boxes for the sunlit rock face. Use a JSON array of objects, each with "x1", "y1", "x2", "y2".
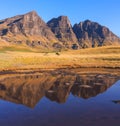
[
  {"x1": 0, "y1": 11, "x2": 57, "y2": 46},
  {"x1": 0, "y1": 11, "x2": 120, "y2": 49},
  {"x1": 0, "y1": 11, "x2": 55, "y2": 36},
  {"x1": 47, "y1": 16, "x2": 79, "y2": 49}
]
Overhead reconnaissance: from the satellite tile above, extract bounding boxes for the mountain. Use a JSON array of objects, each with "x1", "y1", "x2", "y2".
[
  {"x1": 47, "y1": 16, "x2": 79, "y2": 49},
  {"x1": 0, "y1": 11, "x2": 119, "y2": 49},
  {"x1": 0, "y1": 11, "x2": 58, "y2": 48},
  {"x1": 73, "y1": 20, "x2": 120, "y2": 48}
]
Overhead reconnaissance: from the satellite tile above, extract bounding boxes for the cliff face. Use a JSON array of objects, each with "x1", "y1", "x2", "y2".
[
  {"x1": 0, "y1": 11, "x2": 58, "y2": 48},
  {"x1": 47, "y1": 16, "x2": 79, "y2": 49},
  {"x1": 73, "y1": 20, "x2": 120, "y2": 48},
  {"x1": 8, "y1": 11, "x2": 56, "y2": 39},
  {"x1": 0, "y1": 11, "x2": 120, "y2": 49}
]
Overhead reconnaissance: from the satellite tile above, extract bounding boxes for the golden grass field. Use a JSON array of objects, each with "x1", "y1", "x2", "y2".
[{"x1": 0, "y1": 45, "x2": 120, "y2": 71}]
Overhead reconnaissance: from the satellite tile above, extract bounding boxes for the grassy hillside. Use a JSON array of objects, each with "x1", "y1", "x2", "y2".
[{"x1": 0, "y1": 45, "x2": 120, "y2": 71}]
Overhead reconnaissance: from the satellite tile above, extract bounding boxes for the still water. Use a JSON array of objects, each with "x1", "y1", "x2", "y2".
[{"x1": 0, "y1": 69, "x2": 120, "y2": 126}]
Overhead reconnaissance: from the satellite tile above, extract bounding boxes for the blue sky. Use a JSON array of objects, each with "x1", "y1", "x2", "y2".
[{"x1": 0, "y1": 0, "x2": 120, "y2": 36}]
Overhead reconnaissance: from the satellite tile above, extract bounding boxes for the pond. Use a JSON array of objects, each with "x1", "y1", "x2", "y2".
[{"x1": 0, "y1": 68, "x2": 120, "y2": 126}]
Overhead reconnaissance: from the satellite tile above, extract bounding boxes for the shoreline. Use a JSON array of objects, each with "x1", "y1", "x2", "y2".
[{"x1": 0, "y1": 66, "x2": 120, "y2": 76}]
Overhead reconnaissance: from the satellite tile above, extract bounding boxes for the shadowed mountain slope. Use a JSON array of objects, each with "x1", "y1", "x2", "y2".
[
  {"x1": 47, "y1": 16, "x2": 79, "y2": 49},
  {"x1": 0, "y1": 11, "x2": 120, "y2": 49},
  {"x1": 73, "y1": 20, "x2": 120, "y2": 48}
]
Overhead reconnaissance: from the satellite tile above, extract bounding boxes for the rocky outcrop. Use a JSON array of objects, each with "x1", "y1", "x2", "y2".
[
  {"x1": 0, "y1": 11, "x2": 120, "y2": 49},
  {"x1": 73, "y1": 20, "x2": 120, "y2": 48},
  {"x1": 47, "y1": 16, "x2": 79, "y2": 49},
  {"x1": 10, "y1": 11, "x2": 55, "y2": 38},
  {"x1": 0, "y1": 11, "x2": 57, "y2": 47}
]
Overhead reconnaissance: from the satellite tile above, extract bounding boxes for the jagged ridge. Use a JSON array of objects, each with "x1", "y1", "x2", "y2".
[
  {"x1": 0, "y1": 11, "x2": 119, "y2": 49},
  {"x1": 73, "y1": 20, "x2": 120, "y2": 48}
]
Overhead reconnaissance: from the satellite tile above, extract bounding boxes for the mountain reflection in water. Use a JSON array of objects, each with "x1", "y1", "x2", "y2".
[{"x1": 0, "y1": 69, "x2": 119, "y2": 108}]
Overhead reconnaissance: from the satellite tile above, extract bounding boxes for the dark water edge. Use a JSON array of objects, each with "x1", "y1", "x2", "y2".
[{"x1": 0, "y1": 68, "x2": 120, "y2": 126}]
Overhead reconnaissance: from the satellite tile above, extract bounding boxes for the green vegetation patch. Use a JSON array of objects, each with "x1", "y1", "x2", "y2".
[{"x1": 0, "y1": 46, "x2": 34, "y2": 53}]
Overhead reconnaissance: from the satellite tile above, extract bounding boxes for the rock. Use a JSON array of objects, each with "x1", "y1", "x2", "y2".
[
  {"x1": 94, "y1": 83, "x2": 103, "y2": 86},
  {"x1": 79, "y1": 85, "x2": 92, "y2": 88},
  {"x1": 47, "y1": 90, "x2": 55, "y2": 93},
  {"x1": 73, "y1": 20, "x2": 120, "y2": 48},
  {"x1": 52, "y1": 42, "x2": 63, "y2": 51},
  {"x1": 0, "y1": 11, "x2": 120, "y2": 49},
  {"x1": 112, "y1": 100, "x2": 120, "y2": 104},
  {"x1": 65, "y1": 82, "x2": 71, "y2": 86},
  {"x1": 47, "y1": 16, "x2": 79, "y2": 48},
  {"x1": 0, "y1": 11, "x2": 57, "y2": 45}
]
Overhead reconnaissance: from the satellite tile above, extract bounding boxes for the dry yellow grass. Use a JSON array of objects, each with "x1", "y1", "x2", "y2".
[{"x1": 0, "y1": 45, "x2": 120, "y2": 71}]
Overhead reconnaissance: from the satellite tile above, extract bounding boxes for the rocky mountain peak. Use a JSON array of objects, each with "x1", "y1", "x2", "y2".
[
  {"x1": 0, "y1": 11, "x2": 119, "y2": 49},
  {"x1": 47, "y1": 16, "x2": 71, "y2": 30},
  {"x1": 26, "y1": 10, "x2": 38, "y2": 15},
  {"x1": 84, "y1": 19, "x2": 91, "y2": 23},
  {"x1": 23, "y1": 11, "x2": 41, "y2": 23},
  {"x1": 0, "y1": 11, "x2": 57, "y2": 45},
  {"x1": 47, "y1": 16, "x2": 79, "y2": 48},
  {"x1": 57, "y1": 16, "x2": 71, "y2": 27},
  {"x1": 73, "y1": 20, "x2": 120, "y2": 48}
]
